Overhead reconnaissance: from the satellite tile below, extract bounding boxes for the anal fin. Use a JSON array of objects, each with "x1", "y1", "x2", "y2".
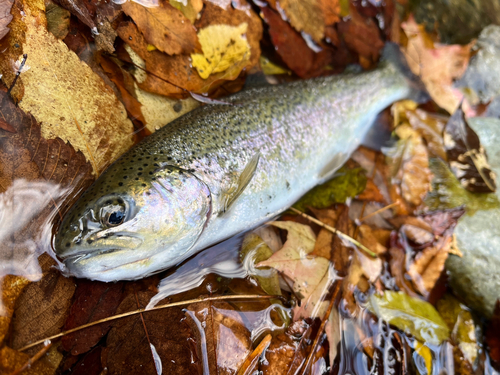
[{"x1": 220, "y1": 153, "x2": 260, "y2": 214}]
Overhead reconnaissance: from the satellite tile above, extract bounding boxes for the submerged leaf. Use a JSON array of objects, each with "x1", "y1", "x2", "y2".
[
  {"x1": 444, "y1": 107, "x2": 497, "y2": 193},
  {"x1": 293, "y1": 165, "x2": 367, "y2": 212},
  {"x1": 368, "y1": 291, "x2": 450, "y2": 345},
  {"x1": 424, "y1": 158, "x2": 499, "y2": 213}
]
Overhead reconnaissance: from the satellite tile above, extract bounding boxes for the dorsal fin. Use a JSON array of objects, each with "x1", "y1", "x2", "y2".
[{"x1": 220, "y1": 153, "x2": 260, "y2": 214}]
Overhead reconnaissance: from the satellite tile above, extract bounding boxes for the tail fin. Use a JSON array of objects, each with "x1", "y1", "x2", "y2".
[{"x1": 379, "y1": 42, "x2": 429, "y2": 104}]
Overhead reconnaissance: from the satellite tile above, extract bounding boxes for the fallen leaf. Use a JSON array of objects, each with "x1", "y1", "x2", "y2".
[
  {"x1": 0, "y1": 276, "x2": 31, "y2": 345},
  {"x1": 422, "y1": 207, "x2": 465, "y2": 237},
  {"x1": 122, "y1": 0, "x2": 199, "y2": 55},
  {"x1": 57, "y1": 0, "x2": 96, "y2": 32},
  {"x1": 45, "y1": 0, "x2": 71, "y2": 39},
  {"x1": 259, "y1": 320, "x2": 308, "y2": 375},
  {"x1": 368, "y1": 290, "x2": 450, "y2": 346},
  {"x1": 10, "y1": 255, "x2": 76, "y2": 354},
  {"x1": 0, "y1": 345, "x2": 55, "y2": 375},
  {"x1": 69, "y1": 346, "x2": 103, "y2": 375},
  {"x1": 424, "y1": 158, "x2": 499, "y2": 213},
  {"x1": 186, "y1": 300, "x2": 252, "y2": 375},
  {"x1": 61, "y1": 280, "x2": 124, "y2": 355},
  {"x1": 268, "y1": 0, "x2": 340, "y2": 43},
  {"x1": 293, "y1": 165, "x2": 367, "y2": 212},
  {"x1": 444, "y1": 106, "x2": 497, "y2": 193},
  {"x1": 106, "y1": 290, "x2": 197, "y2": 374},
  {"x1": 401, "y1": 16, "x2": 474, "y2": 114},
  {"x1": 169, "y1": 0, "x2": 203, "y2": 24},
  {"x1": 1, "y1": 0, "x2": 135, "y2": 174},
  {"x1": 191, "y1": 23, "x2": 250, "y2": 79},
  {"x1": 385, "y1": 123, "x2": 432, "y2": 207},
  {"x1": 0, "y1": 0, "x2": 14, "y2": 40},
  {"x1": 408, "y1": 237, "x2": 452, "y2": 297},
  {"x1": 260, "y1": 6, "x2": 333, "y2": 78}
]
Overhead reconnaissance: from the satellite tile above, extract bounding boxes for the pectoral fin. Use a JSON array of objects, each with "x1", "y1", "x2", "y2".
[{"x1": 220, "y1": 153, "x2": 260, "y2": 213}]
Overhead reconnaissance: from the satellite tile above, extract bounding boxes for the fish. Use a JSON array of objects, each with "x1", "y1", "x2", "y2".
[{"x1": 54, "y1": 44, "x2": 424, "y2": 281}]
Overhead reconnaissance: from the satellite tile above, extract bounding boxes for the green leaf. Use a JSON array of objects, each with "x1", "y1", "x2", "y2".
[
  {"x1": 293, "y1": 166, "x2": 367, "y2": 212},
  {"x1": 368, "y1": 291, "x2": 450, "y2": 345},
  {"x1": 424, "y1": 158, "x2": 499, "y2": 214}
]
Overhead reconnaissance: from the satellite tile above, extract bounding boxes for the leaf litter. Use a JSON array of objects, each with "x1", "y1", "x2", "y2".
[{"x1": 1, "y1": 0, "x2": 500, "y2": 373}]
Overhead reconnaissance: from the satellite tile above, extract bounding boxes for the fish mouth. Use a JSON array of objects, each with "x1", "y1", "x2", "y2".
[{"x1": 63, "y1": 247, "x2": 124, "y2": 263}]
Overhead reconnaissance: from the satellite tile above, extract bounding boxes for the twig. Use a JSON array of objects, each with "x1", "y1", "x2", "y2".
[
  {"x1": 289, "y1": 207, "x2": 377, "y2": 258},
  {"x1": 359, "y1": 201, "x2": 399, "y2": 222},
  {"x1": 9, "y1": 340, "x2": 52, "y2": 375},
  {"x1": 237, "y1": 334, "x2": 272, "y2": 375},
  {"x1": 19, "y1": 294, "x2": 283, "y2": 352},
  {"x1": 7, "y1": 54, "x2": 27, "y2": 96}
]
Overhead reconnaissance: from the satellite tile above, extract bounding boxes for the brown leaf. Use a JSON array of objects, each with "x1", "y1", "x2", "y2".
[
  {"x1": 186, "y1": 300, "x2": 252, "y2": 374},
  {"x1": 259, "y1": 320, "x2": 308, "y2": 375},
  {"x1": 0, "y1": 345, "x2": 55, "y2": 375},
  {"x1": 46, "y1": 0, "x2": 71, "y2": 40},
  {"x1": 10, "y1": 255, "x2": 76, "y2": 355},
  {"x1": 260, "y1": 6, "x2": 333, "y2": 78},
  {"x1": 121, "y1": 0, "x2": 199, "y2": 55},
  {"x1": 357, "y1": 224, "x2": 388, "y2": 255},
  {"x1": 70, "y1": 346, "x2": 103, "y2": 375},
  {"x1": 444, "y1": 106, "x2": 497, "y2": 193},
  {"x1": 485, "y1": 300, "x2": 500, "y2": 370},
  {"x1": 61, "y1": 280, "x2": 124, "y2": 355},
  {"x1": 337, "y1": 4, "x2": 385, "y2": 68},
  {"x1": 0, "y1": 276, "x2": 31, "y2": 346},
  {"x1": 0, "y1": 0, "x2": 14, "y2": 40},
  {"x1": 422, "y1": 208, "x2": 465, "y2": 237},
  {"x1": 106, "y1": 290, "x2": 197, "y2": 374},
  {"x1": 56, "y1": 0, "x2": 96, "y2": 31}
]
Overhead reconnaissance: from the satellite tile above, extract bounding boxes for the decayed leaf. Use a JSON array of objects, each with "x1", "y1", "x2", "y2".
[
  {"x1": 122, "y1": 0, "x2": 199, "y2": 55},
  {"x1": 293, "y1": 165, "x2": 367, "y2": 212},
  {"x1": 45, "y1": 0, "x2": 70, "y2": 39},
  {"x1": 444, "y1": 106, "x2": 497, "y2": 193},
  {"x1": 186, "y1": 300, "x2": 252, "y2": 375},
  {"x1": 106, "y1": 291, "x2": 197, "y2": 374},
  {"x1": 386, "y1": 123, "x2": 432, "y2": 207},
  {"x1": 0, "y1": 0, "x2": 14, "y2": 40},
  {"x1": 169, "y1": 0, "x2": 203, "y2": 24},
  {"x1": 10, "y1": 255, "x2": 76, "y2": 354},
  {"x1": 368, "y1": 291, "x2": 450, "y2": 345},
  {"x1": 401, "y1": 16, "x2": 474, "y2": 114},
  {"x1": 1, "y1": 0, "x2": 134, "y2": 174},
  {"x1": 191, "y1": 23, "x2": 250, "y2": 79},
  {"x1": 424, "y1": 158, "x2": 499, "y2": 213},
  {"x1": 118, "y1": 0, "x2": 262, "y2": 94},
  {"x1": 61, "y1": 280, "x2": 124, "y2": 355}
]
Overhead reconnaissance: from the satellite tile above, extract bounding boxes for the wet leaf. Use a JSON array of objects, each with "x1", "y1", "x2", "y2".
[
  {"x1": 57, "y1": 0, "x2": 96, "y2": 32},
  {"x1": 69, "y1": 346, "x2": 103, "y2": 375},
  {"x1": 0, "y1": 0, "x2": 135, "y2": 174},
  {"x1": 0, "y1": 0, "x2": 14, "y2": 40},
  {"x1": 385, "y1": 124, "x2": 432, "y2": 207},
  {"x1": 401, "y1": 16, "x2": 474, "y2": 114},
  {"x1": 191, "y1": 23, "x2": 250, "y2": 79},
  {"x1": 169, "y1": 0, "x2": 203, "y2": 24},
  {"x1": 368, "y1": 290, "x2": 450, "y2": 345},
  {"x1": 0, "y1": 276, "x2": 31, "y2": 346},
  {"x1": 414, "y1": 340, "x2": 432, "y2": 375},
  {"x1": 240, "y1": 232, "x2": 281, "y2": 296},
  {"x1": 61, "y1": 280, "x2": 124, "y2": 355},
  {"x1": 106, "y1": 290, "x2": 197, "y2": 374},
  {"x1": 424, "y1": 158, "x2": 499, "y2": 213},
  {"x1": 186, "y1": 300, "x2": 252, "y2": 375},
  {"x1": 10, "y1": 255, "x2": 76, "y2": 354},
  {"x1": 0, "y1": 345, "x2": 55, "y2": 375},
  {"x1": 122, "y1": 0, "x2": 199, "y2": 55},
  {"x1": 45, "y1": 1, "x2": 70, "y2": 40},
  {"x1": 293, "y1": 165, "x2": 367, "y2": 212},
  {"x1": 485, "y1": 300, "x2": 500, "y2": 369},
  {"x1": 444, "y1": 107, "x2": 497, "y2": 193}
]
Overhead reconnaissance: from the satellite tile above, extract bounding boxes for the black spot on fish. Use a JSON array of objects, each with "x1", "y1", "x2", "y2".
[
  {"x1": 65, "y1": 242, "x2": 70, "y2": 247},
  {"x1": 87, "y1": 239, "x2": 93, "y2": 244},
  {"x1": 138, "y1": 172, "x2": 142, "y2": 176},
  {"x1": 106, "y1": 200, "x2": 112, "y2": 205},
  {"x1": 142, "y1": 183, "x2": 147, "y2": 187},
  {"x1": 119, "y1": 182, "x2": 123, "y2": 186},
  {"x1": 123, "y1": 176, "x2": 128, "y2": 179}
]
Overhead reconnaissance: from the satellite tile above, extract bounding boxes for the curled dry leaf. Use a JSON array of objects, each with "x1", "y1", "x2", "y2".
[
  {"x1": 401, "y1": 16, "x2": 474, "y2": 114},
  {"x1": 122, "y1": 0, "x2": 199, "y2": 55},
  {"x1": 0, "y1": 0, "x2": 14, "y2": 40},
  {"x1": 0, "y1": 0, "x2": 134, "y2": 174},
  {"x1": 444, "y1": 106, "x2": 497, "y2": 193}
]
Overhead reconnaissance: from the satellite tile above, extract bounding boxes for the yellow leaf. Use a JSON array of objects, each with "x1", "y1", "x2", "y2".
[
  {"x1": 191, "y1": 23, "x2": 251, "y2": 79},
  {"x1": 415, "y1": 340, "x2": 432, "y2": 375},
  {"x1": 259, "y1": 56, "x2": 290, "y2": 75},
  {"x1": 169, "y1": 0, "x2": 203, "y2": 23}
]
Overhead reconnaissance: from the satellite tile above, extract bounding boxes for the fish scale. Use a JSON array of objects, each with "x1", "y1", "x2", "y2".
[{"x1": 55, "y1": 45, "x2": 422, "y2": 281}]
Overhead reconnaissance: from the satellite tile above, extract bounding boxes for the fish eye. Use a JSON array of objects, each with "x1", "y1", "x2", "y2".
[{"x1": 99, "y1": 203, "x2": 127, "y2": 227}]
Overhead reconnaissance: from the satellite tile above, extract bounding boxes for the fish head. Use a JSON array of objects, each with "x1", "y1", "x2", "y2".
[{"x1": 54, "y1": 164, "x2": 212, "y2": 281}]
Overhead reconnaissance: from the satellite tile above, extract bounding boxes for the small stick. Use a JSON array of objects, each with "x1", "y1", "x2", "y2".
[
  {"x1": 289, "y1": 207, "x2": 377, "y2": 258},
  {"x1": 19, "y1": 294, "x2": 283, "y2": 352},
  {"x1": 9, "y1": 340, "x2": 52, "y2": 375},
  {"x1": 359, "y1": 201, "x2": 400, "y2": 222},
  {"x1": 7, "y1": 54, "x2": 27, "y2": 96},
  {"x1": 237, "y1": 334, "x2": 272, "y2": 375}
]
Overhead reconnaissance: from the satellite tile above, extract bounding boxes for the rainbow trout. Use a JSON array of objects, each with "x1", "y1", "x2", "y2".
[{"x1": 55, "y1": 45, "x2": 422, "y2": 281}]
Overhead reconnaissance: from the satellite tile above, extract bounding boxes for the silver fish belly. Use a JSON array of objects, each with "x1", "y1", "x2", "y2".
[{"x1": 55, "y1": 47, "x2": 419, "y2": 281}]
